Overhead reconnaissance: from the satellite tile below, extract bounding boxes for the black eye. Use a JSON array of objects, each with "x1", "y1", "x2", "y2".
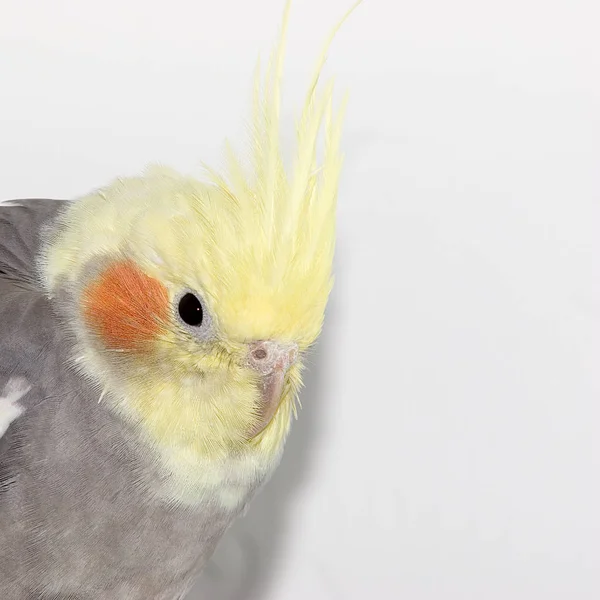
[{"x1": 178, "y1": 293, "x2": 204, "y2": 327}]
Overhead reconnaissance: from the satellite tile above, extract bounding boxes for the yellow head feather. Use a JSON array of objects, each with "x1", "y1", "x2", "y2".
[
  {"x1": 40, "y1": 0, "x2": 361, "y2": 503},
  {"x1": 44, "y1": 0, "x2": 360, "y2": 348}
]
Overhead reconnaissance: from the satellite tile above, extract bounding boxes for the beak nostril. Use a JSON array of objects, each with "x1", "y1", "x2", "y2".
[
  {"x1": 248, "y1": 341, "x2": 298, "y2": 375},
  {"x1": 252, "y1": 348, "x2": 267, "y2": 361}
]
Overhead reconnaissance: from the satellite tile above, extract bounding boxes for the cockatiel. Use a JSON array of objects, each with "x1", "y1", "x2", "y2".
[{"x1": 0, "y1": 2, "x2": 359, "y2": 598}]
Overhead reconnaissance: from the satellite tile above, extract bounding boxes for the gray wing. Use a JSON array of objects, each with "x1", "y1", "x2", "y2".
[
  {"x1": 0, "y1": 198, "x2": 67, "y2": 288},
  {"x1": 0, "y1": 199, "x2": 67, "y2": 483}
]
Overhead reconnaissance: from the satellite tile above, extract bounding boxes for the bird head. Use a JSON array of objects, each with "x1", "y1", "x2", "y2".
[{"x1": 40, "y1": 1, "x2": 358, "y2": 488}]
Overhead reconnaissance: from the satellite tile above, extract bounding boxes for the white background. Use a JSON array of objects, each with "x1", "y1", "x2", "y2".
[{"x1": 1, "y1": 0, "x2": 599, "y2": 598}]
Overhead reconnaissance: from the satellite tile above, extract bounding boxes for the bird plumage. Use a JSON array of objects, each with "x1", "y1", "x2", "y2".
[{"x1": 0, "y1": 1, "x2": 360, "y2": 597}]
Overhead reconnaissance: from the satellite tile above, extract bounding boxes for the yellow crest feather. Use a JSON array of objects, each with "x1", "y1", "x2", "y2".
[
  {"x1": 200, "y1": 0, "x2": 362, "y2": 345},
  {"x1": 44, "y1": 0, "x2": 361, "y2": 348}
]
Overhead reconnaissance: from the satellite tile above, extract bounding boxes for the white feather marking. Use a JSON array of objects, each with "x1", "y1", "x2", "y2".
[
  {"x1": 0, "y1": 200, "x2": 24, "y2": 207},
  {"x1": 217, "y1": 485, "x2": 248, "y2": 511},
  {"x1": 0, "y1": 377, "x2": 31, "y2": 438}
]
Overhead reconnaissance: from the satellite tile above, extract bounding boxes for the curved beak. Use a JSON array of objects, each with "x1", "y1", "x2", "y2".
[{"x1": 246, "y1": 340, "x2": 299, "y2": 437}]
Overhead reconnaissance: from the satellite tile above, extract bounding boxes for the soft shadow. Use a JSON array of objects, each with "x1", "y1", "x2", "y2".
[{"x1": 189, "y1": 293, "x2": 339, "y2": 600}]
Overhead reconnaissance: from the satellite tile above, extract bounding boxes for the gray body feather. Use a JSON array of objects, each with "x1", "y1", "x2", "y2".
[{"x1": 0, "y1": 201, "x2": 255, "y2": 599}]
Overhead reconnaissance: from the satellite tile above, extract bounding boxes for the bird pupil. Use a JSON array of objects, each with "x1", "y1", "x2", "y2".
[{"x1": 178, "y1": 293, "x2": 203, "y2": 326}]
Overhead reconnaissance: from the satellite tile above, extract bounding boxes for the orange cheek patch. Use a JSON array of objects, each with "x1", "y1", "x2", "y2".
[{"x1": 82, "y1": 260, "x2": 170, "y2": 352}]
